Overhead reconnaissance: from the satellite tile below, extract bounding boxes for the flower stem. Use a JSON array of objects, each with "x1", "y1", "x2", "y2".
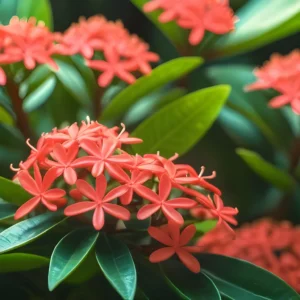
[{"x1": 6, "y1": 78, "x2": 33, "y2": 140}]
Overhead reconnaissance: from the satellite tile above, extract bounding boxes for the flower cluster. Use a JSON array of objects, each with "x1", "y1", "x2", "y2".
[
  {"x1": 0, "y1": 17, "x2": 58, "y2": 85},
  {"x1": 11, "y1": 119, "x2": 238, "y2": 273},
  {"x1": 246, "y1": 50, "x2": 300, "y2": 114},
  {"x1": 144, "y1": 0, "x2": 236, "y2": 45},
  {"x1": 198, "y1": 218, "x2": 300, "y2": 291},
  {"x1": 0, "y1": 16, "x2": 159, "y2": 87}
]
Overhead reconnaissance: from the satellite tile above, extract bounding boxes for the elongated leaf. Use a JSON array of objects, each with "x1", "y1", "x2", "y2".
[
  {"x1": 55, "y1": 59, "x2": 91, "y2": 107},
  {"x1": 131, "y1": 0, "x2": 187, "y2": 47},
  {"x1": 17, "y1": 0, "x2": 53, "y2": 29},
  {"x1": 0, "y1": 212, "x2": 64, "y2": 254},
  {"x1": 100, "y1": 57, "x2": 203, "y2": 121},
  {"x1": 236, "y1": 148, "x2": 295, "y2": 192},
  {"x1": 95, "y1": 234, "x2": 137, "y2": 300},
  {"x1": 210, "y1": 0, "x2": 300, "y2": 56},
  {"x1": 198, "y1": 254, "x2": 300, "y2": 299},
  {"x1": 0, "y1": 253, "x2": 49, "y2": 272},
  {"x1": 23, "y1": 76, "x2": 56, "y2": 112},
  {"x1": 132, "y1": 85, "x2": 230, "y2": 157},
  {"x1": 154, "y1": 87, "x2": 187, "y2": 111},
  {"x1": 0, "y1": 202, "x2": 17, "y2": 221},
  {"x1": 161, "y1": 260, "x2": 221, "y2": 299},
  {"x1": 48, "y1": 229, "x2": 99, "y2": 291},
  {"x1": 195, "y1": 220, "x2": 217, "y2": 233},
  {"x1": 0, "y1": 177, "x2": 30, "y2": 206}
]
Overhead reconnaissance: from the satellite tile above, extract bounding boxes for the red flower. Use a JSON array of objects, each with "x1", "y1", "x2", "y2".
[
  {"x1": 144, "y1": 0, "x2": 235, "y2": 45},
  {"x1": 64, "y1": 175, "x2": 130, "y2": 230},
  {"x1": 137, "y1": 174, "x2": 196, "y2": 224},
  {"x1": 15, "y1": 164, "x2": 66, "y2": 219},
  {"x1": 106, "y1": 164, "x2": 152, "y2": 205},
  {"x1": 148, "y1": 222, "x2": 201, "y2": 273}
]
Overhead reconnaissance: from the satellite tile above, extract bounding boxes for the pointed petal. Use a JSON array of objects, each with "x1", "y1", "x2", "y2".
[
  {"x1": 103, "y1": 203, "x2": 130, "y2": 220},
  {"x1": 167, "y1": 221, "x2": 180, "y2": 245},
  {"x1": 189, "y1": 26, "x2": 205, "y2": 45},
  {"x1": 14, "y1": 196, "x2": 40, "y2": 219},
  {"x1": 76, "y1": 179, "x2": 97, "y2": 201},
  {"x1": 105, "y1": 163, "x2": 130, "y2": 182},
  {"x1": 104, "y1": 185, "x2": 129, "y2": 202},
  {"x1": 167, "y1": 198, "x2": 197, "y2": 209},
  {"x1": 64, "y1": 167, "x2": 77, "y2": 185},
  {"x1": 180, "y1": 225, "x2": 196, "y2": 246},
  {"x1": 120, "y1": 188, "x2": 133, "y2": 205},
  {"x1": 72, "y1": 156, "x2": 98, "y2": 168},
  {"x1": 18, "y1": 170, "x2": 39, "y2": 195},
  {"x1": 164, "y1": 160, "x2": 176, "y2": 177},
  {"x1": 269, "y1": 94, "x2": 291, "y2": 108},
  {"x1": 52, "y1": 143, "x2": 68, "y2": 164},
  {"x1": 80, "y1": 140, "x2": 101, "y2": 156},
  {"x1": 44, "y1": 188, "x2": 66, "y2": 200},
  {"x1": 134, "y1": 170, "x2": 151, "y2": 184},
  {"x1": 149, "y1": 247, "x2": 175, "y2": 263},
  {"x1": 135, "y1": 185, "x2": 159, "y2": 203},
  {"x1": 148, "y1": 226, "x2": 173, "y2": 246},
  {"x1": 67, "y1": 143, "x2": 79, "y2": 163},
  {"x1": 176, "y1": 249, "x2": 200, "y2": 273},
  {"x1": 95, "y1": 174, "x2": 107, "y2": 200},
  {"x1": 137, "y1": 204, "x2": 160, "y2": 220},
  {"x1": 102, "y1": 138, "x2": 118, "y2": 158},
  {"x1": 162, "y1": 205, "x2": 184, "y2": 225},
  {"x1": 42, "y1": 167, "x2": 61, "y2": 191},
  {"x1": 93, "y1": 206, "x2": 105, "y2": 230},
  {"x1": 159, "y1": 174, "x2": 172, "y2": 201},
  {"x1": 41, "y1": 198, "x2": 58, "y2": 211},
  {"x1": 98, "y1": 70, "x2": 114, "y2": 87},
  {"x1": 64, "y1": 201, "x2": 96, "y2": 216},
  {"x1": 69, "y1": 189, "x2": 83, "y2": 202},
  {"x1": 92, "y1": 161, "x2": 105, "y2": 177},
  {"x1": 33, "y1": 163, "x2": 42, "y2": 187}
]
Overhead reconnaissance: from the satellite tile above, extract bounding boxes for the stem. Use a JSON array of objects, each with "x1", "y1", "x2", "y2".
[
  {"x1": 94, "y1": 86, "x2": 105, "y2": 120},
  {"x1": 6, "y1": 78, "x2": 33, "y2": 140}
]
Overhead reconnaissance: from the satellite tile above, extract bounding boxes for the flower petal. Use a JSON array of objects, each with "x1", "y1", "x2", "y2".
[
  {"x1": 76, "y1": 179, "x2": 97, "y2": 201},
  {"x1": 80, "y1": 140, "x2": 101, "y2": 157},
  {"x1": 180, "y1": 225, "x2": 196, "y2": 246},
  {"x1": 149, "y1": 247, "x2": 175, "y2": 263},
  {"x1": 44, "y1": 188, "x2": 66, "y2": 200},
  {"x1": 105, "y1": 163, "x2": 130, "y2": 182},
  {"x1": 120, "y1": 188, "x2": 133, "y2": 205},
  {"x1": 162, "y1": 205, "x2": 184, "y2": 225},
  {"x1": 52, "y1": 143, "x2": 67, "y2": 164},
  {"x1": 135, "y1": 185, "x2": 159, "y2": 203},
  {"x1": 42, "y1": 167, "x2": 61, "y2": 191},
  {"x1": 103, "y1": 203, "x2": 130, "y2": 220},
  {"x1": 41, "y1": 198, "x2": 58, "y2": 211},
  {"x1": 148, "y1": 226, "x2": 173, "y2": 246},
  {"x1": 166, "y1": 198, "x2": 196, "y2": 209},
  {"x1": 176, "y1": 248, "x2": 200, "y2": 273},
  {"x1": 64, "y1": 167, "x2": 77, "y2": 185},
  {"x1": 18, "y1": 170, "x2": 39, "y2": 195},
  {"x1": 93, "y1": 206, "x2": 105, "y2": 230},
  {"x1": 159, "y1": 173, "x2": 172, "y2": 201},
  {"x1": 102, "y1": 138, "x2": 118, "y2": 158},
  {"x1": 103, "y1": 185, "x2": 129, "y2": 202},
  {"x1": 92, "y1": 161, "x2": 105, "y2": 177},
  {"x1": 137, "y1": 204, "x2": 160, "y2": 220},
  {"x1": 14, "y1": 196, "x2": 40, "y2": 219},
  {"x1": 64, "y1": 201, "x2": 96, "y2": 216},
  {"x1": 33, "y1": 163, "x2": 42, "y2": 187}
]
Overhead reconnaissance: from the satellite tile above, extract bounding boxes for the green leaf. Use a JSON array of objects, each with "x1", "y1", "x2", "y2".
[
  {"x1": 0, "y1": 202, "x2": 17, "y2": 221},
  {"x1": 132, "y1": 85, "x2": 230, "y2": 157},
  {"x1": 195, "y1": 220, "x2": 217, "y2": 233},
  {"x1": 95, "y1": 234, "x2": 137, "y2": 300},
  {"x1": 48, "y1": 229, "x2": 99, "y2": 291},
  {"x1": 0, "y1": 253, "x2": 49, "y2": 272},
  {"x1": 23, "y1": 76, "x2": 56, "y2": 112},
  {"x1": 0, "y1": 212, "x2": 65, "y2": 254},
  {"x1": 100, "y1": 57, "x2": 203, "y2": 121},
  {"x1": 154, "y1": 87, "x2": 187, "y2": 111},
  {"x1": 161, "y1": 260, "x2": 221, "y2": 299},
  {"x1": 0, "y1": 106, "x2": 14, "y2": 125},
  {"x1": 17, "y1": 0, "x2": 53, "y2": 29},
  {"x1": 198, "y1": 254, "x2": 300, "y2": 299},
  {"x1": 124, "y1": 217, "x2": 151, "y2": 231},
  {"x1": 0, "y1": 0, "x2": 18, "y2": 24},
  {"x1": 54, "y1": 59, "x2": 91, "y2": 107},
  {"x1": 236, "y1": 148, "x2": 295, "y2": 192},
  {"x1": 131, "y1": 0, "x2": 187, "y2": 47},
  {"x1": 0, "y1": 177, "x2": 30, "y2": 206},
  {"x1": 210, "y1": 0, "x2": 300, "y2": 57}
]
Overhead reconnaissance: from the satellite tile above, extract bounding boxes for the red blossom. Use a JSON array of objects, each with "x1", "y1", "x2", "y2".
[
  {"x1": 64, "y1": 175, "x2": 130, "y2": 230},
  {"x1": 148, "y1": 222, "x2": 201, "y2": 273},
  {"x1": 15, "y1": 163, "x2": 66, "y2": 219}
]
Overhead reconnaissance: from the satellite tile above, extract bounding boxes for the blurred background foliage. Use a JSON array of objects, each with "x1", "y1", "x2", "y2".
[{"x1": 0, "y1": 0, "x2": 299, "y2": 223}]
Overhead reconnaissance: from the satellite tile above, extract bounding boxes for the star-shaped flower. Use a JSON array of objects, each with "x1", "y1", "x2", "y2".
[
  {"x1": 148, "y1": 222, "x2": 201, "y2": 273},
  {"x1": 15, "y1": 163, "x2": 66, "y2": 219},
  {"x1": 64, "y1": 175, "x2": 130, "y2": 230}
]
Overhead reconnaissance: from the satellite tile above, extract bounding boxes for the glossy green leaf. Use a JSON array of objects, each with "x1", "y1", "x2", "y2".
[
  {"x1": 198, "y1": 254, "x2": 300, "y2": 299},
  {"x1": 100, "y1": 57, "x2": 203, "y2": 121},
  {"x1": 161, "y1": 260, "x2": 221, "y2": 299},
  {"x1": 55, "y1": 59, "x2": 91, "y2": 107},
  {"x1": 17, "y1": 0, "x2": 53, "y2": 29},
  {"x1": 95, "y1": 234, "x2": 137, "y2": 300},
  {"x1": 0, "y1": 106, "x2": 13, "y2": 125},
  {"x1": 195, "y1": 220, "x2": 217, "y2": 233},
  {"x1": 131, "y1": 0, "x2": 187, "y2": 47},
  {"x1": 236, "y1": 148, "x2": 295, "y2": 192},
  {"x1": 132, "y1": 85, "x2": 230, "y2": 157},
  {"x1": 154, "y1": 87, "x2": 187, "y2": 111},
  {"x1": 48, "y1": 229, "x2": 99, "y2": 291},
  {"x1": 0, "y1": 202, "x2": 17, "y2": 221},
  {"x1": 0, "y1": 212, "x2": 65, "y2": 254},
  {"x1": 0, "y1": 253, "x2": 49, "y2": 272},
  {"x1": 0, "y1": 0, "x2": 18, "y2": 24},
  {"x1": 124, "y1": 217, "x2": 151, "y2": 231},
  {"x1": 0, "y1": 177, "x2": 30, "y2": 206},
  {"x1": 210, "y1": 0, "x2": 300, "y2": 57},
  {"x1": 23, "y1": 76, "x2": 56, "y2": 112}
]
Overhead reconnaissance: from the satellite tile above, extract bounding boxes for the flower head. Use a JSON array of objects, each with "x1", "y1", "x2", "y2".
[{"x1": 148, "y1": 222, "x2": 201, "y2": 273}]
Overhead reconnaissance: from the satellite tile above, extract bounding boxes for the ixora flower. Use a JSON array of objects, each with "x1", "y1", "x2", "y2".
[
  {"x1": 56, "y1": 16, "x2": 160, "y2": 87},
  {"x1": 11, "y1": 119, "x2": 238, "y2": 272},
  {"x1": 246, "y1": 50, "x2": 300, "y2": 114},
  {"x1": 143, "y1": 0, "x2": 236, "y2": 45},
  {"x1": 197, "y1": 218, "x2": 300, "y2": 292}
]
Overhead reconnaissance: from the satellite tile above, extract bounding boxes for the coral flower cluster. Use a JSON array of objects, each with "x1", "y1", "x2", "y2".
[
  {"x1": 198, "y1": 219, "x2": 300, "y2": 291},
  {"x1": 247, "y1": 50, "x2": 300, "y2": 114},
  {"x1": 0, "y1": 16, "x2": 159, "y2": 87},
  {"x1": 144, "y1": 0, "x2": 236, "y2": 45},
  {"x1": 11, "y1": 119, "x2": 238, "y2": 273}
]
